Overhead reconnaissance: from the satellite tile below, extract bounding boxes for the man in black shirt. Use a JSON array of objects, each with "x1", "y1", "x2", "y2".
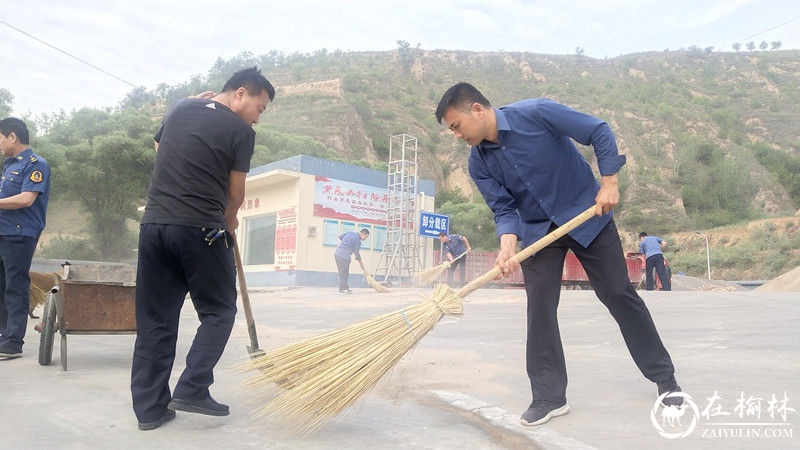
[{"x1": 131, "y1": 67, "x2": 275, "y2": 431}]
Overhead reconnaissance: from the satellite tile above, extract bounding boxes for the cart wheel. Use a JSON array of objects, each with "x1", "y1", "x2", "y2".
[{"x1": 38, "y1": 291, "x2": 57, "y2": 366}]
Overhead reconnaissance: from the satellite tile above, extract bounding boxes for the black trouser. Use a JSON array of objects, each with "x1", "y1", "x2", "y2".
[
  {"x1": 645, "y1": 254, "x2": 671, "y2": 291},
  {"x1": 520, "y1": 220, "x2": 675, "y2": 404},
  {"x1": 0, "y1": 235, "x2": 38, "y2": 353},
  {"x1": 131, "y1": 224, "x2": 237, "y2": 423},
  {"x1": 447, "y1": 256, "x2": 467, "y2": 286},
  {"x1": 335, "y1": 256, "x2": 351, "y2": 291}
]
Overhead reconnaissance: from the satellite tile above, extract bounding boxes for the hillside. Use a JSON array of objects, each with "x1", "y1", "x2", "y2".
[
  {"x1": 33, "y1": 48, "x2": 800, "y2": 279},
  {"x1": 666, "y1": 212, "x2": 800, "y2": 280},
  {"x1": 248, "y1": 49, "x2": 798, "y2": 221}
]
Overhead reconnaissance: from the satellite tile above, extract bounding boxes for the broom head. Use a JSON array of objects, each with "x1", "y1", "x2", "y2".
[
  {"x1": 233, "y1": 283, "x2": 463, "y2": 436},
  {"x1": 29, "y1": 271, "x2": 60, "y2": 313},
  {"x1": 415, "y1": 261, "x2": 450, "y2": 285},
  {"x1": 364, "y1": 271, "x2": 391, "y2": 293}
]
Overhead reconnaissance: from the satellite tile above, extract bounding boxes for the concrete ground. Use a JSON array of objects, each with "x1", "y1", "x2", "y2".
[{"x1": 1, "y1": 285, "x2": 798, "y2": 449}]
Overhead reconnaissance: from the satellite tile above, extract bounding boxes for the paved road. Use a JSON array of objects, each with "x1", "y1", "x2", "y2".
[{"x1": 1, "y1": 286, "x2": 798, "y2": 449}]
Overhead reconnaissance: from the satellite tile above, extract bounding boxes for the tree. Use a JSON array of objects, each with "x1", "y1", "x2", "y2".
[
  {"x1": 746, "y1": 41, "x2": 756, "y2": 51},
  {"x1": 120, "y1": 86, "x2": 159, "y2": 110},
  {"x1": 770, "y1": 41, "x2": 782, "y2": 50},
  {"x1": 396, "y1": 40, "x2": 415, "y2": 73},
  {"x1": 759, "y1": 41, "x2": 769, "y2": 51},
  {"x1": 575, "y1": 47, "x2": 585, "y2": 57},
  {"x1": 0, "y1": 88, "x2": 13, "y2": 117},
  {"x1": 437, "y1": 200, "x2": 496, "y2": 251},
  {"x1": 732, "y1": 42, "x2": 741, "y2": 52},
  {"x1": 435, "y1": 188, "x2": 469, "y2": 209},
  {"x1": 43, "y1": 108, "x2": 156, "y2": 260}
]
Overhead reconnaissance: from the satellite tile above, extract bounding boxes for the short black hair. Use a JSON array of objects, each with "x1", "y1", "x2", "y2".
[
  {"x1": 360, "y1": 228, "x2": 370, "y2": 235},
  {"x1": 0, "y1": 117, "x2": 30, "y2": 145},
  {"x1": 438, "y1": 231, "x2": 447, "y2": 237},
  {"x1": 435, "y1": 82, "x2": 491, "y2": 124},
  {"x1": 639, "y1": 232, "x2": 648, "y2": 238},
  {"x1": 221, "y1": 66, "x2": 276, "y2": 101}
]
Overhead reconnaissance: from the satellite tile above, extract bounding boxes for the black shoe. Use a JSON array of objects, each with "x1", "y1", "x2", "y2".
[
  {"x1": 138, "y1": 409, "x2": 176, "y2": 431},
  {"x1": 520, "y1": 400, "x2": 570, "y2": 426},
  {"x1": 0, "y1": 349, "x2": 23, "y2": 359},
  {"x1": 657, "y1": 376, "x2": 684, "y2": 407},
  {"x1": 168, "y1": 397, "x2": 230, "y2": 416}
]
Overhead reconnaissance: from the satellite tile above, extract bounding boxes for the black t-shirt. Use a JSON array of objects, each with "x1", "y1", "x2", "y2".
[{"x1": 142, "y1": 98, "x2": 255, "y2": 228}]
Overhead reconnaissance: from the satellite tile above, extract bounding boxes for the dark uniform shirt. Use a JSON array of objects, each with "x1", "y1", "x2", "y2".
[
  {"x1": 0, "y1": 148, "x2": 50, "y2": 238},
  {"x1": 442, "y1": 234, "x2": 467, "y2": 257}
]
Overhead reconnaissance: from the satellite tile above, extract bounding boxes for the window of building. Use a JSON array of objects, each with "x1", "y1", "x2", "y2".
[
  {"x1": 372, "y1": 225, "x2": 387, "y2": 251},
  {"x1": 244, "y1": 213, "x2": 277, "y2": 265},
  {"x1": 323, "y1": 219, "x2": 386, "y2": 251}
]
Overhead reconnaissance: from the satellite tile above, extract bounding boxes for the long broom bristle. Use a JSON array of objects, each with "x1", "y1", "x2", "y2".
[
  {"x1": 233, "y1": 283, "x2": 463, "y2": 436},
  {"x1": 364, "y1": 272, "x2": 391, "y2": 293},
  {"x1": 29, "y1": 283, "x2": 47, "y2": 310},
  {"x1": 235, "y1": 206, "x2": 598, "y2": 436},
  {"x1": 415, "y1": 262, "x2": 450, "y2": 285},
  {"x1": 29, "y1": 271, "x2": 60, "y2": 312}
]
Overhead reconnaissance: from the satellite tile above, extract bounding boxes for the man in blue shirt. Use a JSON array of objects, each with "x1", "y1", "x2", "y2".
[
  {"x1": 0, "y1": 118, "x2": 50, "y2": 360},
  {"x1": 639, "y1": 232, "x2": 671, "y2": 291},
  {"x1": 334, "y1": 229, "x2": 368, "y2": 294},
  {"x1": 438, "y1": 232, "x2": 471, "y2": 286},
  {"x1": 435, "y1": 82, "x2": 682, "y2": 426}
]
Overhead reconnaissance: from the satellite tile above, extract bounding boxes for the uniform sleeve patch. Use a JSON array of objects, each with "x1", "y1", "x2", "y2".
[{"x1": 30, "y1": 170, "x2": 44, "y2": 183}]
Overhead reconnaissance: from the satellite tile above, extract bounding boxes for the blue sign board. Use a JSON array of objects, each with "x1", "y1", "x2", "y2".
[{"x1": 419, "y1": 211, "x2": 449, "y2": 237}]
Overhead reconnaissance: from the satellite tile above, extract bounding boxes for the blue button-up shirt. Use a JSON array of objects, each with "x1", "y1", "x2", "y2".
[
  {"x1": 639, "y1": 236, "x2": 664, "y2": 258},
  {"x1": 0, "y1": 148, "x2": 51, "y2": 238},
  {"x1": 334, "y1": 231, "x2": 363, "y2": 261},
  {"x1": 468, "y1": 99, "x2": 626, "y2": 248}
]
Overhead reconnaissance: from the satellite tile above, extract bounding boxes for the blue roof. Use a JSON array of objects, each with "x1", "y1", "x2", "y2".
[{"x1": 249, "y1": 154, "x2": 436, "y2": 194}]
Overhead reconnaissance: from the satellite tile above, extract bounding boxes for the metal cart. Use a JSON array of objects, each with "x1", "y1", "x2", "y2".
[{"x1": 38, "y1": 263, "x2": 137, "y2": 370}]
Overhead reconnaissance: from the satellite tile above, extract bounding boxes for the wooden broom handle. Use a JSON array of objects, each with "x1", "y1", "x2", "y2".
[
  {"x1": 451, "y1": 250, "x2": 469, "y2": 263},
  {"x1": 233, "y1": 233, "x2": 260, "y2": 351},
  {"x1": 456, "y1": 205, "x2": 598, "y2": 298}
]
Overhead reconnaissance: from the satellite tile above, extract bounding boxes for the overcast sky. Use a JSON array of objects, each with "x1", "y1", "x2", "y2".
[{"x1": 2, "y1": 0, "x2": 799, "y2": 117}]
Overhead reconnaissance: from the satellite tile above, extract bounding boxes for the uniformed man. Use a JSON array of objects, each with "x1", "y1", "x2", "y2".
[
  {"x1": 437, "y1": 232, "x2": 471, "y2": 286},
  {"x1": 0, "y1": 117, "x2": 51, "y2": 360}
]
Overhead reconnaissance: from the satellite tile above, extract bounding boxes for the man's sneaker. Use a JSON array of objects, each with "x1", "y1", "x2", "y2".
[
  {"x1": 657, "y1": 376, "x2": 684, "y2": 407},
  {"x1": 168, "y1": 397, "x2": 229, "y2": 416},
  {"x1": 0, "y1": 349, "x2": 23, "y2": 359},
  {"x1": 138, "y1": 409, "x2": 176, "y2": 431},
  {"x1": 338, "y1": 290, "x2": 348, "y2": 295},
  {"x1": 520, "y1": 400, "x2": 569, "y2": 426}
]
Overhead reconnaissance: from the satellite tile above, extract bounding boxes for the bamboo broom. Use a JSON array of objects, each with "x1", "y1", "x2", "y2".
[
  {"x1": 415, "y1": 250, "x2": 468, "y2": 285},
  {"x1": 363, "y1": 269, "x2": 391, "y2": 293},
  {"x1": 29, "y1": 271, "x2": 61, "y2": 318},
  {"x1": 235, "y1": 205, "x2": 598, "y2": 435}
]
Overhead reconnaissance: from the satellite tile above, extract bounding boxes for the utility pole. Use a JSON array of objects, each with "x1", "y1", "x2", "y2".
[{"x1": 694, "y1": 231, "x2": 711, "y2": 280}]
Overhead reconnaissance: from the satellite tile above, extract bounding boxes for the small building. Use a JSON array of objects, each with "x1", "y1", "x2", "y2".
[{"x1": 237, "y1": 155, "x2": 436, "y2": 287}]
